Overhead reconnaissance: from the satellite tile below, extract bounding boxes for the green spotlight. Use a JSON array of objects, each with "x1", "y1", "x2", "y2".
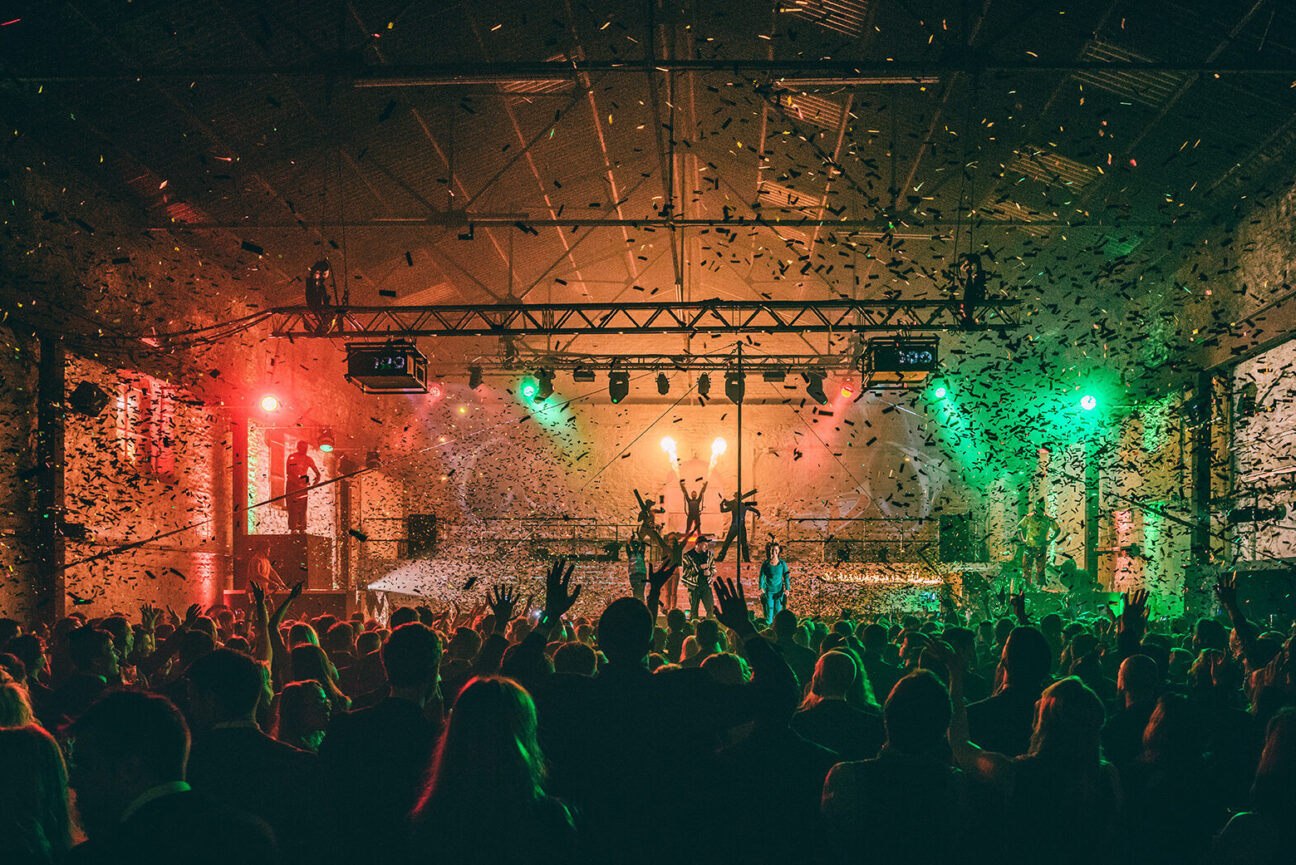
[
  {"x1": 933, "y1": 386, "x2": 947, "y2": 399},
  {"x1": 1080, "y1": 394, "x2": 1097, "y2": 411},
  {"x1": 520, "y1": 376, "x2": 538, "y2": 400}
]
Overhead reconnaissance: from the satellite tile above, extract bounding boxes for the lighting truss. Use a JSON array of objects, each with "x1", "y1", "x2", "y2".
[
  {"x1": 474, "y1": 352, "x2": 860, "y2": 372},
  {"x1": 269, "y1": 298, "x2": 1019, "y2": 339}
]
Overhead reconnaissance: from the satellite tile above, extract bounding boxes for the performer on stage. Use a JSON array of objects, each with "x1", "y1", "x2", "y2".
[
  {"x1": 1018, "y1": 497, "x2": 1061, "y2": 586},
  {"x1": 680, "y1": 479, "x2": 707, "y2": 539},
  {"x1": 758, "y1": 541, "x2": 789, "y2": 622},
  {"x1": 249, "y1": 548, "x2": 289, "y2": 596},
  {"x1": 717, "y1": 488, "x2": 760, "y2": 562},
  {"x1": 633, "y1": 489, "x2": 665, "y2": 548},
  {"x1": 660, "y1": 532, "x2": 686, "y2": 611},
  {"x1": 681, "y1": 535, "x2": 716, "y2": 618},
  {"x1": 625, "y1": 537, "x2": 649, "y2": 604},
  {"x1": 286, "y1": 441, "x2": 321, "y2": 534}
]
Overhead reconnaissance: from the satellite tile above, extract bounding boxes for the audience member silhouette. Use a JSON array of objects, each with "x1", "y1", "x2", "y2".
[
  {"x1": 791, "y1": 650, "x2": 884, "y2": 760},
  {"x1": 318, "y1": 622, "x2": 442, "y2": 863},
  {"x1": 410, "y1": 676, "x2": 574, "y2": 865},
  {"x1": 185, "y1": 648, "x2": 318, "y2": 864},
  {"x1": 67, "y1": 690, "x2": 277, "y2": 865},
  {"x1": 823, "y1": 670, "x2": 968, "y2": 864},
  {"x1": 274, "y1": 679, "x2": 331, "y2": 752},
  {"x1": 0, "y1": 724, "x2": 72, "y2": 865}
]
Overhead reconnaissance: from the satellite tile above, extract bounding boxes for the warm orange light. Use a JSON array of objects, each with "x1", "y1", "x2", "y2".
[{"x1": 259, "y1": 394, "x2": 280, "y2": 412}]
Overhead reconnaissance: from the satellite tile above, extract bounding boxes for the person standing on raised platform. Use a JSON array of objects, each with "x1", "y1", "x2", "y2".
[
  {"x1": 286, "y1": 441, "x2": 320, "y2": 535},
  {"x1": 680, "y1": 479, "x2": 707, "y2": 540},
  {"x1": 682, "y1": 535, "x2": 716, "y2": 619},
  {"x1": 759, "y1": 541, "x2": 790, "y2": 622}
]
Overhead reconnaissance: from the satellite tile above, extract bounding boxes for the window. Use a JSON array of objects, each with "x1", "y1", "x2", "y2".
[{"x1": 116, "y1": 373, "x2": 177, "y2": 482}]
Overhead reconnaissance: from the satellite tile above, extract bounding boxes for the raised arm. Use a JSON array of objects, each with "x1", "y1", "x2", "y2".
[
  {"x1": 249, "y1": 582, "x2": 272, "y2": 664},
  {"x1": 268, "y1": 581, "x2": 304, "y2": 686},
  {"x1": 1216, "y1": 573, "x2": 1263, "y2": 672},
  {"x1": 501, "y1": 560, "x2": 583, "y2": 683},
  {"x1": 645, "y1": 559, "x2": 678, "y2": 621},
  {"x1": 939, "y1": 642, "x2": 1014, "y2": 788},
  {"x1": 1116, "y1": 589, "x2": 1148, "y2": 664}
]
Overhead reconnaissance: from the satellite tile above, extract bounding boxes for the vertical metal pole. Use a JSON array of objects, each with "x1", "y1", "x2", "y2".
[
  {"x1": 35, "y1": 334, "x2": 66, "y2": 624},
  {"x1": 1190, "y1": 372, "x2": 1213, "y2": 566},
  {"x1": 1084, "y1": 438, "x2": 1100, "y2": 581},
  {"x1": 735, "y1": 342, "x2": 743, "y2": 586},
  {"x1": 231, "y1": 409, "x2": 249, "y2": 595}
]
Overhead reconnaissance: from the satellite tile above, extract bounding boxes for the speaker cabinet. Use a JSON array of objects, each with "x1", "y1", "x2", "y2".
[{"x1": 939, "y1": 514, "x2": 988, "y2": 563}]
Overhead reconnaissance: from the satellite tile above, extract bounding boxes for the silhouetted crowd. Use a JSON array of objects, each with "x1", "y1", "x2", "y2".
[{"x1": 1, "y1": 563, "x2": 1293, "y2": 865}]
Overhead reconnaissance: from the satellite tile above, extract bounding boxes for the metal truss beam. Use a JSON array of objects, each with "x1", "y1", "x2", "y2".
[
  {"x1": 269, "y1": 298, "x2": 1019, "y2": 338},
  {"x1": 475, "y1": 352, "x2": 860, "y2": 372},
  {"x1": 153, "y1": 216, "x2": 1164, "y2": 231},
  {"x1": 17, "y1": 60, "x2": 1296, "y2": 83}
]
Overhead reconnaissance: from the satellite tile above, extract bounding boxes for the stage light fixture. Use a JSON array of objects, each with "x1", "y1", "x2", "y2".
[
  {"x1": 656, "y1": 373, "x2": 670, "y2": 395},
  {"x1": 609, "y1": 370, "x2": 629, "y2": 404},
  {"x1": 660, "y1": 436, "x2": 677, "y2": 453},
  {"x1": 468, "y1": 366, "x2": 483, "y2": 389},
  {"x1": 803, "y1": 371, "x2": 828, "y2": 405},
  {"x1": 259, "y1": 394, "x2": 280, "y2": 412},
  {"x1": 840, "y1": 385, "x2": 855, "y2": 399},
  {"x1": 427, "y1": 383, "x2": 443, "y2": 400},
  {"x1": 520, "y1": 376, "x2": 539, "y2": 400},
  {"x1": 724, "y1": 370, "x2": 745, "y2": 405},
  {"x1": 68, "y1": 382, "x2": 111, "y2": 417},
  {"x1": 933, "y1": 386, "x2": 947, "y2": 399},
  {"x1": 573, "y1": 366, "x2": 596, "y2": 382},
  {"x1": 711, "y1": 437, "x2": 727, "y2": 457},
  {"x1": 1080, "y1": 394, "x2": 1097, "y2": 411},
  {"x1": 533, "y1": 369, "x2": 554, "y2": 401},
  {"x1": 318, "y1": 428, "x2": 335, "y2": 453},
  {"x1": 697, "y1": 373, "x2": 711, "y2": 399}
]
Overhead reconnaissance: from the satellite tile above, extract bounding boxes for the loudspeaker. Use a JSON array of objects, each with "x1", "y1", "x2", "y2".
[
  {"x1": 69, "y1": 382, "x2": 111, "y2": 416},
  {"x1": 406, "y1": 513, "x2": 438, "y2": 557},
  {"x1": 939, "y1": 514, "x2": 988, "y2": 563}
]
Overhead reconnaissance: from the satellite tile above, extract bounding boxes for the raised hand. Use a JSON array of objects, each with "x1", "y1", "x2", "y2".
[
  {"x1": 647, "y1": 560, "x2": 677, "y2": 596},
  {"x1": 1010, "y1": 589, "x2": 1027, "y2": 622},
  {"x1": 249, "y1": 581, "x2": 266, "y2": 610},
  {"x1": 139, "y1": 603, "x2": 161, "y2": 631},
  {"x1": 542, "y1": 558, "x2": 582, "y2": 621},
  {"x1": 288, "y1": 581, "x2": 304, "y2": 601},
  {"x1": 182, "y1": 603, "x2": 202, "y2": 628},
  {"x1": 1214, "y1": 573, "x2": 1239, "y2": 610},
  {"x1": 1119, "y1": 589, "x2": 1149, "y2": 635},
  {"x1": 712, "y1": 576, "x2": 754, "y2": 635},
  {"x1": 488, "y1": 584, "x2": 520, "y2": 623}
]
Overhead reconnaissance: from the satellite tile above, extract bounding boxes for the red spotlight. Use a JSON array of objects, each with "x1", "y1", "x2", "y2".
[
  {"x1": 840, "y1": 386, "x2": 854, "y2": 399},
  {"x1": 259, "y1": 394, "x2": 280, "y2": 412},
  {"x1": 427, "y1": 382, "x2": 443, "y2": 400}
]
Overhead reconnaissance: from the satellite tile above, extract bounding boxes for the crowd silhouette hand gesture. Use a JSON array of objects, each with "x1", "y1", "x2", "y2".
[
  {"x1": 647, "y1": 561, "x2": 677, "y2": 596},
  {"x1": 488, "y1": 584, "x2": 520, "y2": 623},
  {"x1": 542, "y1": 558, "x2": 582, "y2": 622},
  {"x1": 1119, "y1": 589, "x2": 1150, "y2": 637},
  {"x1": 139, "y1": 603, "x2": 162, "y2": 631},
  {"x1": 1010, "y1": 589, "x2": 1028, "y2": 622},
  {"x1": 712, "y1": 577, "x2": 754, "y2": 635},
  {"x1": 1214, "y1": 573, "x2": 1240, "y2": 610}
]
